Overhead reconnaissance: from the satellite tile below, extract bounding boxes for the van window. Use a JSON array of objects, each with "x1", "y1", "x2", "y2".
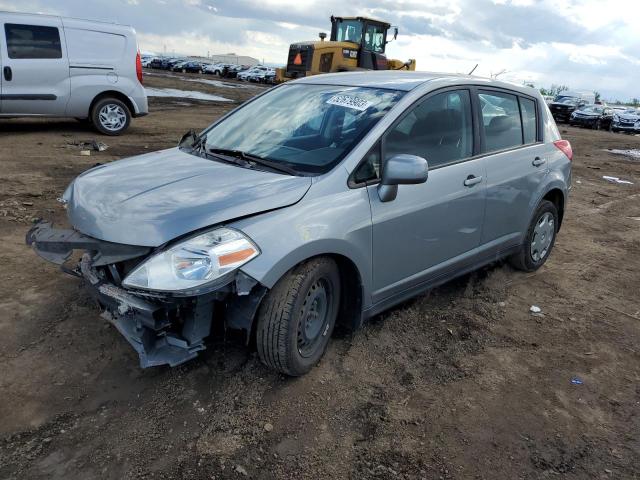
[
  {"x1": 65, "y1": 28, "x2": 126, "y2": 64},
  {"x1": 519, "y1": 97, "x2": 537, "y2": 144},
  {"x1": 385, "y1": 90, "x2": 473, "y2": 169},
  {"x1": 479, "y1": 91, "x2": 523, "y2": 152},
  {"x1": 5, "y1": 23, "x2": 62, "y2": 59}
]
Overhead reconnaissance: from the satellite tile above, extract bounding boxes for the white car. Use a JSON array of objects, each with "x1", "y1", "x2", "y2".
[
  {"x1": 237, "y1": 66, "x2": 266, "y2": 81},
  {"x1": 0, "y1": 11, "x2": 148, "y2": 135}
]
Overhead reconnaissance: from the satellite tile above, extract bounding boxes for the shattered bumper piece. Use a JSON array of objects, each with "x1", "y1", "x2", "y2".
[{"x1": 26, "y1": 221, "x2": 267, "y2": 368}]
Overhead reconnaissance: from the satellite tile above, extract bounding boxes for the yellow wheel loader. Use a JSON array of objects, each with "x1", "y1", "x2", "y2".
[{"x1": 275, "y1": 16, "x2": 416, "y2": 82}]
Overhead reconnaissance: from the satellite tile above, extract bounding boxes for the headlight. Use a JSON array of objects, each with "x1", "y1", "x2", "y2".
[
  {"x1": 570, "y1": 112, "x2": 577, "y2": 118},
  {"x1": 122, "y1": 227, "x2": 259, "y2": 293},
  {"x1": 613, "y1": 114, "x2": 620, "y2": 123}
]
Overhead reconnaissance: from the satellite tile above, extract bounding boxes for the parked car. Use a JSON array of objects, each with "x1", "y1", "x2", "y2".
[
  {"x1": 237, "y1": 66, "x2": 266, "y2": 81},
  {"x1": 611, "y1": 108, "x2": 640, "y2": 133},
  {"x1": 173, "y1": 61, "x2": 203, "y2": 73},
  {"x1": 549, "y1": 91, "x2": 595, "y2": 123},
  {"x1": 251, "y1": 67, "x2": 276, "y2": 83},
  {"x1": 27, "y1": 72, "x2": 571, "y2": 376},
  {"x1": 0, "y1": 11, "x2": 147, "y2": 135},
  {"x1": 221, "y1": 65, "x2": 247, "y2": 79},
  {"x1": 569, "y1": 104, "x2": 614, "y2": 130},
  {"x1": 205, "y1": 63, "x2": 233, "y2": 75},
  {"x1": 149, "y1": 57, "x2": 166, "y2": 69}
]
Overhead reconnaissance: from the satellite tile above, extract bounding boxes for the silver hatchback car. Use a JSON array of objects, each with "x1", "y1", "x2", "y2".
[{"x1": 28, "y1": 71, "x2": 572, "y2": 376}]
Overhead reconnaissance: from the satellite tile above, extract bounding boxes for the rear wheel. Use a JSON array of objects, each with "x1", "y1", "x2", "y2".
[
  {"x1": 256, "y1": 258, "x2": 340, "y2": 376},
  {"x1": 91, "y1": 97, "x2": 131, "y2": 136},
  {"x1": 509, "y1": 200, "x2": 558, "y2": 272}
]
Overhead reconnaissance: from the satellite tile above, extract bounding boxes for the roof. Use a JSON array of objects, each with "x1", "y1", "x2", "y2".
[{"x1": 292, "y1": 70, "x2": 541, "y2": 97}]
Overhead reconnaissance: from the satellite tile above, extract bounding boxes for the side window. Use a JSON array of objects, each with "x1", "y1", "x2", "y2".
[
  {"x1": 364, "y1": 24, "x2": 385, "y2": 53},
  {"x1": 384, "y1": 90, "x2": 473, "y2": 169},
  {"x1": 5, "y1": 23, "x2": 62, "y2": 59},
  {"x1": 353, "y1": 142, "x2": 381, "y2": 184},
  {"x1": 479, "y1": 91, "x2": 523, "y2": 152},
  {"x1": 520, "y1": 97, "x2": 537, "y2": 144}
]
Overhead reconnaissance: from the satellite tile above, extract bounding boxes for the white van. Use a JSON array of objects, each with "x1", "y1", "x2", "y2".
[{"x1": 0, "y1": 11, "x2": 148, "y2": 135}]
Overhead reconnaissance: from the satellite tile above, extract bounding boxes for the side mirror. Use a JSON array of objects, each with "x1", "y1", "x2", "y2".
[
  {"x1": 394, "y1": 27, "x2": 398, "y2": 40},
  {"x1": 378, "y1": 154, "x2": 428, "y2": 202},
  {"x1": 178, "y1": 129, "x2": 198, "y2": 148}
]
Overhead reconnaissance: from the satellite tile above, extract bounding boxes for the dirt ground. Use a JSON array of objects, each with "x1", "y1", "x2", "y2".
[{"x1": 1, "y1": 71, "x2": 639, "y2": 479}]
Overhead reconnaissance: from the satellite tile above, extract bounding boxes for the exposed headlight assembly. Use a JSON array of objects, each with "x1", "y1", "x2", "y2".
[{"x1": 123, "y1": 227, "x2": 259, "y2": 294}]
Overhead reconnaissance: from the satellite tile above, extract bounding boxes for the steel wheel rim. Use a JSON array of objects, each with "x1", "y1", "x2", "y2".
[
  {"x1": 297, "y1": 278, "x2": 331, "y2": 358},
  {"x1": 530, "y1": 212, "x2": 555, "y2": 262},
  {"x1": 98, "y1": 104, "x2": 127, "y2": 131}
]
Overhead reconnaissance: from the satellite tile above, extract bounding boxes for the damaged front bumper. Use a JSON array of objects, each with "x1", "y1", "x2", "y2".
[{"x1": 26, "y1": 221, "x2": 267, "y2": 368}]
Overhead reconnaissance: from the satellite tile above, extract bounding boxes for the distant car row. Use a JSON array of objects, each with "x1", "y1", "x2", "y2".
[
  {"x1": 140, "y1": 55, "x2": 277, "y2": 83},
  {"x1": 548, "y1": 92, "x2": 640, "y2": 133}
]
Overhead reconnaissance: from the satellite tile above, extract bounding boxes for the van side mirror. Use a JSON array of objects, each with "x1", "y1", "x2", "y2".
[{"x1": 378, "y1": 154, "x2": 428, "y2": 202}]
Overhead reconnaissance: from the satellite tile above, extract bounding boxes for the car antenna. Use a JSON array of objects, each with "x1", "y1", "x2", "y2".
[{"x1": 468, "y1": 64, "x2": 478, "y2": 75}]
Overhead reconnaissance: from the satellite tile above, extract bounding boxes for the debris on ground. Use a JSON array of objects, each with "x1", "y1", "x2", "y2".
[
  {"x1": 234, "y1": 465, "x2": 248, "y2": 476},
  {"x1": 602, "y1": 175, "x2": 634, "y2": 185},
  {"x1": 68, "y1": 139, "x2": 109, "y2": 152},
  {"x1": 80, "y1": 150, "x2": 91, "y2": 156},
  {"x1": 263, "y1": 422, "x2": 273, "y2": 432},
  {"x1": 571, "y1": 377, "x2": 584, "y2": 385},
  {"x1": 530, "y1": 305, "x2": 542, "y2": 314}
]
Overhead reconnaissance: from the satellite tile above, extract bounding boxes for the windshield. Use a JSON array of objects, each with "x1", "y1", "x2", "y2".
[
  {"x1": 200, "y1": 84, "x2": 404, "y2": 174},
  {"x1": 335, "y1": 19, "x2": 363, "y2": 44},
  {"x1": 556, "y1": 96, "x2": 579, "y2": 105},
  {"x1": 580, "y1": 106, "x2": 603, "y2": 114}
]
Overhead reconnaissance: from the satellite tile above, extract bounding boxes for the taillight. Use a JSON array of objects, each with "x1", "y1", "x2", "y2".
[
  {"x1": 554, "y1": 139, "x2": 573, "y2": 161},
  {"x1": 136, "y1": 51, "x2": 143, "y2": 84}
]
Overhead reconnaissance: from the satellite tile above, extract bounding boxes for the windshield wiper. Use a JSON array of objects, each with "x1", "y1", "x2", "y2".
[{"x1": 207, "y1": 148, "x2": 298, "y2": 176}]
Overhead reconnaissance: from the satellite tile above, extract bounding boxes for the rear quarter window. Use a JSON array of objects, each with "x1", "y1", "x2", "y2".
[
  {"x1": 65, "y1": 28, "x2": 127, "y2": 65},
  {"x1": 5, "y1": 23, "x2": 62, "y2": 59}
]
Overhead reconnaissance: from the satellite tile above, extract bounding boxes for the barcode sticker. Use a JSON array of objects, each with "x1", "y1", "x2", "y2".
[{"x1": 326, "y1": 94, "x2": 372, "y2": 111}]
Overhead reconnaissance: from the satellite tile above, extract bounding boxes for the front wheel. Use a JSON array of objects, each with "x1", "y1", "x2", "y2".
[
  {"x1": 91, "y1": 98, "x2": 131, "y2": 136},
  {"x1": 256, "y1": 258, "x2": 341, "y2": 376},
  {"x1": 509, "y1": 200, "x2": 558, "y2": 272}
]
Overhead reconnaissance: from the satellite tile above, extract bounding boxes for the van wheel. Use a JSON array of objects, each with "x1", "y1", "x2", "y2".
[
  {"x1": 256, "y1": 258, "x2": 340, "y2": 376},
  {"x1": 91, "y1": 98, "x2": 131, "y2": 136},
  {"x1": 509, "y1": 200, "x2": 558, "y2": 272}
]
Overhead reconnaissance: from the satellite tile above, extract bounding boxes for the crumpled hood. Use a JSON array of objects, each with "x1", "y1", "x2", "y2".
[
  {"x1": 618, "y1": 113, "x2": 640, "y2": 122},
  {"x1": 65, "y1": 148, "x2": 312, "y2": 247}
]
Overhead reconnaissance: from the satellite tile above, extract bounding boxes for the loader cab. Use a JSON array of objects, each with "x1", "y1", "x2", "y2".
[{"x1": 330, "y1": 16, "x2": 393, "y2": 70}]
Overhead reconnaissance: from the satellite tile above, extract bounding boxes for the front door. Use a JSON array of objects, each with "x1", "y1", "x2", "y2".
[
  {"x1": 0, "y1": 18, "x2": 70, "y2": 115},
  {"x1": 367, "y1": 89, "x2": 487, "y2": 303}
]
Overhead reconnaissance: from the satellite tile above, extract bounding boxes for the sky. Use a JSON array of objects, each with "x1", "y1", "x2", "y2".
[{"x1": 2, "y1": 0, "x2": 639, "y2": 101}]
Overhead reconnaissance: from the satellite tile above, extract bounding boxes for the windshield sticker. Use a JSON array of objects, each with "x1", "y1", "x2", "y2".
[{"x1": 326, "y1": 94, "x2": 372, "y2": 111}]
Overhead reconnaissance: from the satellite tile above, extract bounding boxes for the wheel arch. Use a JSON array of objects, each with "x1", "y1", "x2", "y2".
[
  {"x1": 541, "y1": 187, "x2": 565, "y2": 230},
  {"x1": 243, "y1": 250, "x2": 367, "y2": 347},
  {"x1": 88, "y1": 90, "x2": 135, "y2": 119}
]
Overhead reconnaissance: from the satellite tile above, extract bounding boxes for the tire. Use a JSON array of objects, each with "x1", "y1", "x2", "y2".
[
  {"x1": 256, "y1": 258, "x2": 341, "y2": 376},
  {"x1": 594, "y1": 119, "x2": 601, "y2": 130},
  {"x1": 509, "y1": 200, "x2": 558, "y2": 272},
  {"x1": 91, "y1": 97, "x2": 131, "y2": 136}
]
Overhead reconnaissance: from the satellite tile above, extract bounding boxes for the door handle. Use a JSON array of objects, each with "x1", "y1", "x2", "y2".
[
  {"x1": 3, "y1": 66, "x2": 11, "y2": 81},
  {"x1": 532, "y1": 157, "x2": 546, "y2": 167},
  {"x1": 463, "y1": 175, "x2": 483, "y2": 187}
]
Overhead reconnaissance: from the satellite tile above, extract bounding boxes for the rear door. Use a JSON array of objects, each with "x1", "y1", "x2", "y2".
[
  {"x1": 0, "y1": 17, "x2": 70, "y2": 115},
  {"x1": 477, "y1": 89, "x2": 548, "y2": 251}
]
